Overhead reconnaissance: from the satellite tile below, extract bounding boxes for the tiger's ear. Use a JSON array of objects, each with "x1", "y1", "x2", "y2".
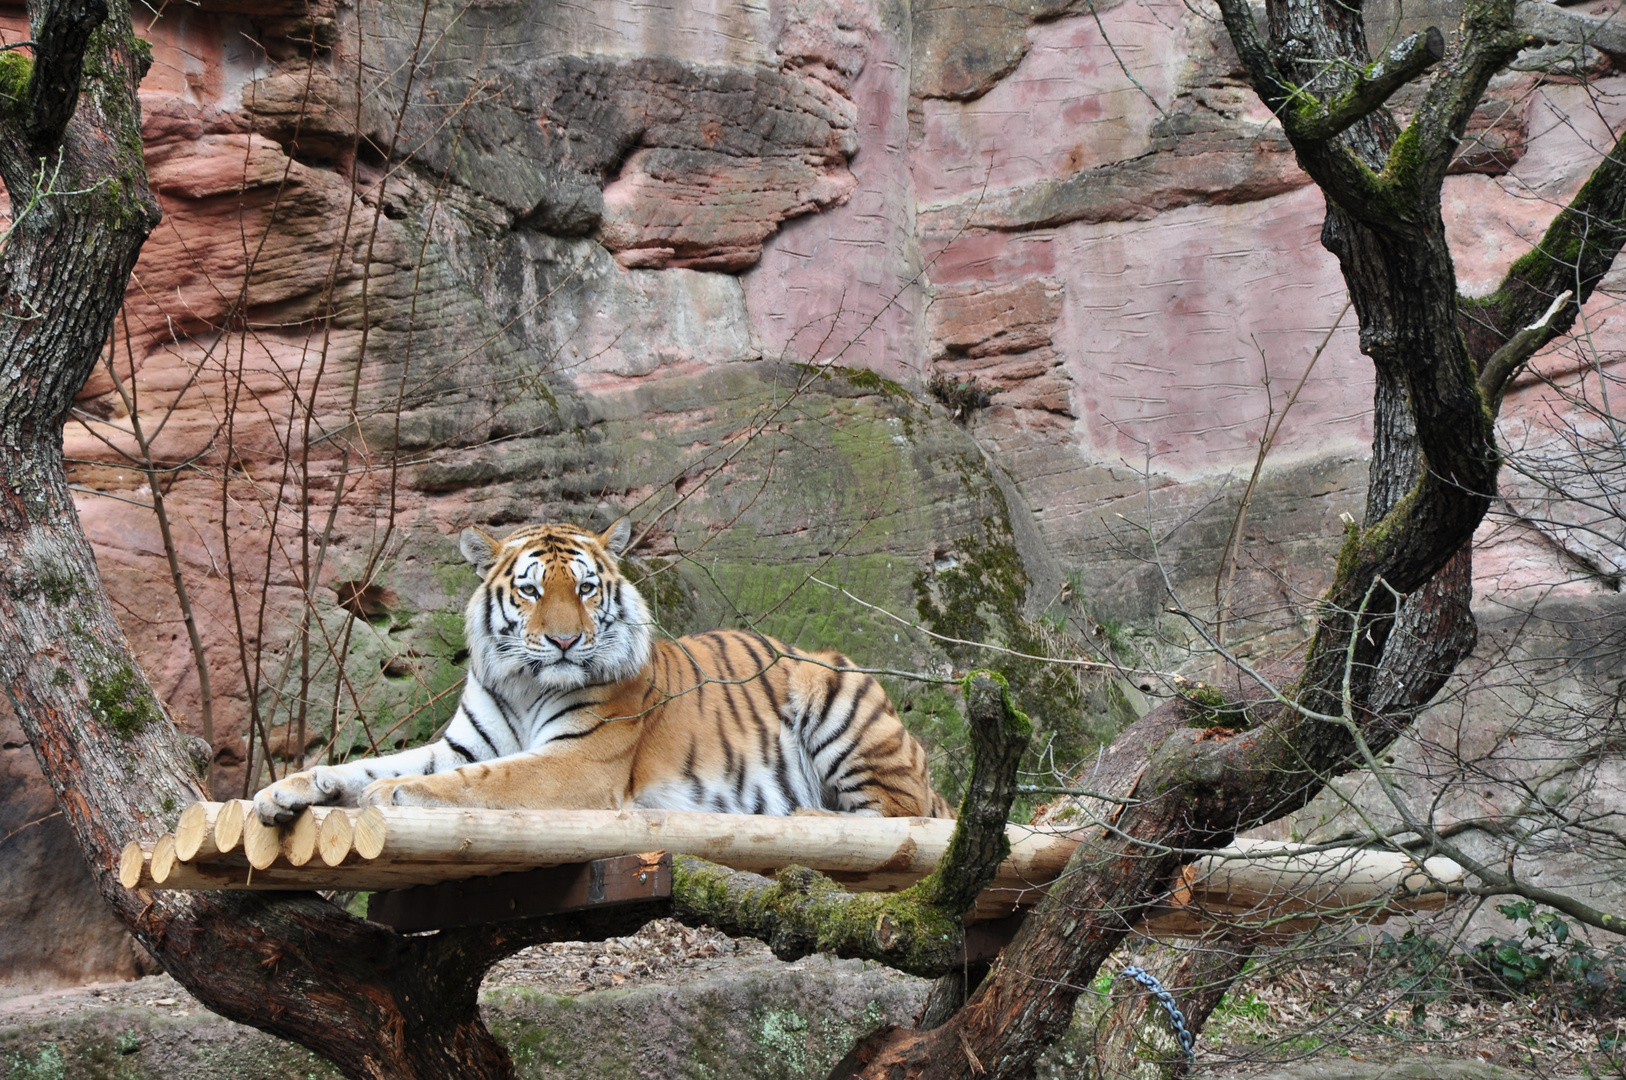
[
  {"x1": 600, "y1": 517, "x2": 633, "y2": 556},
  {"x1": 459, "y1": 527, "x2": 500, "y2": 574}
]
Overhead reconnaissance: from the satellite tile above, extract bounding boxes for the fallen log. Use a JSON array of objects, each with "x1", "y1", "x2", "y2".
[
  {"x1": 1141, "y1": 837, "x2": 1464, "y2": 937},
  {"x1": 122, "y1": 802, "x2": 1462, "y2": 932}
]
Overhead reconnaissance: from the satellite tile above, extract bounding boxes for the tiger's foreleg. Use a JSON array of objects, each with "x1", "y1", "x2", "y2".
[
  {"x1": 359, "y1": 736, "x2": 637, "y2": 812},
  {"x1": 252, "y1": 741, "x2": 471, "y2": 824}
]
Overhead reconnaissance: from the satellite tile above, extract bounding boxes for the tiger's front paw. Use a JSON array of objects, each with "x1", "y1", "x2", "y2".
[
  {"x1": 360, "y1": 775, "x2": 439, "y2": 809},
  {"x1": 254, "y1": 768, "x2": 342, "y2": 825}
]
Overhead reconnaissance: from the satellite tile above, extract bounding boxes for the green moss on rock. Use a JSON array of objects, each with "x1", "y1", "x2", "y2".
[
  {"x1": 912, "y1": 495, "x2": 1117, "y2": 798},
  {"x1": 790, "y1": 363, "x2": 913, "y2": 403}
]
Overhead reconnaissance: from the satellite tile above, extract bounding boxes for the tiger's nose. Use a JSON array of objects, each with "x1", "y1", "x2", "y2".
[{"x1": 546, "y1": 634, "x2": 581, "y2": 652}]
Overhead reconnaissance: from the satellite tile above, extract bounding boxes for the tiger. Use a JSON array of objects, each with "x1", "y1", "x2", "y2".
[{"x1": 253, "y1": 517, "x2": 954, "y2": 825}]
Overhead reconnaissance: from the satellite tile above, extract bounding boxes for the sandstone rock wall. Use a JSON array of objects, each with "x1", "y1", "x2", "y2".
[{"x1": 4, "y1": 0, "x2": 1623, "y2": 989}]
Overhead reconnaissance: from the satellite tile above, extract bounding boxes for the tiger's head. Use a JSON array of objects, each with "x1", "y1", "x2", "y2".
[{"x1": 458, "y1": 518, "x2": 652, "y2": 690}]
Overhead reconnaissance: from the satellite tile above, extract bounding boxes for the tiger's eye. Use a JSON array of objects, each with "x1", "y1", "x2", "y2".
[
  {"x1": 578, "y1": 581, "x2": 596, "y2": 597},
  {"x1": 518, "y1": 583, "x2": 539, "y2": 599}
]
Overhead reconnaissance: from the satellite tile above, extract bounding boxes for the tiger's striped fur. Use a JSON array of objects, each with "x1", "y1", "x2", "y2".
[{"x1": 253, "y1": 519, "x2": 954, "y2": 824}]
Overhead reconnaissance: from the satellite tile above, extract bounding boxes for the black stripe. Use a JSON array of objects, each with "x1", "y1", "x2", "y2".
[
  {"x1": 445, "y1": 736, "x2": 478, "y2": 762},
  {"x1": 683, "y1": 740, "x2": 704, "y2": 803},
  {"x1": 830, "y1": 756, "x2": 875, "y2": 786},
  {"x1": 823, "y1": 702, "x2": 886, "y2": 762},
  {"x1": 738, "y1": 633, "x2": 783, "y2": 711},
  {"x1": 534, "y1": 696, "x2": 586, "y2": 738},
  {"x1": 709, "y1": 644, "x2": 751, "y2": 753},
  {"x1": 809, "y1": 706, "x2": 856, "y2": 760},
  {"x1": 484, "y1": 687, "x2": 524, "y2": 746},
  {"x1": 753, "y1": 709, "x2": 773, "y2": 784},
  {"x1": 482, "y1": 589, "x2": 499, "y2": 638},
  {"x1": 463, "y1": 707, "x2": 501, "y2": 755},
  {"x1": 857, "y1": 778, "x2": 914, "y2": 800}
]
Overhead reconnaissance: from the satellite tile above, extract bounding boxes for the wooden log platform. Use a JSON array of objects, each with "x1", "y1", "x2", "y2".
[{"x1": 120, "y1": 802, "x2": 1463, "y2": 934}]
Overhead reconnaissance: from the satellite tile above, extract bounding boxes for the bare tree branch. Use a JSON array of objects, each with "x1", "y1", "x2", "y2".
[{"x1": 22, "y1": 0, "x2": 107, "y2": 151}]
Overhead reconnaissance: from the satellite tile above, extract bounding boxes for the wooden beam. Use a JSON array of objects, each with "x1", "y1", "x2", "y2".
[
  {"x1": 366, "y1": 852, "x2": 672, "y2": 932},
  {"x1": 127, "y1": 803, "x2": 1463, "y2": 933}
]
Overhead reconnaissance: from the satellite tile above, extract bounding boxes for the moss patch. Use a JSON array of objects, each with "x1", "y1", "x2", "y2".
[
  {"x1": 254, "y1": 574, "x2": 469, "y2": 775},
  {"x1": 791, "y1": 363, "x2": 913, "y2": 403},
  {"x1": 671, "y1": 858, "x2": 963, "y2": 979},
  {"x1": 1178, "y1": 681, "x2": 1251, "y2": 729},
  {"x1": 36, "y1": 567, "x2": 78, "y2": 605},
  {"x1": 88, "y1": 664, "x2": 159, "y2": 737},
  {"x1": 912, "y1": 491, "x2": 1124, "y2": 804},
  {"x1": 0, "y1": 50, "x2": 31, "y2": 111}
]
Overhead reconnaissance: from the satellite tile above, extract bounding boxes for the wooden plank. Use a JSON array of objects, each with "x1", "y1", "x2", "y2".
[
  {"x1": 120, "y1": 847, "x2": 525, "y2": 890},
  {"x1": 366, "y1": 852, "x2": 673, "y2": 933}
]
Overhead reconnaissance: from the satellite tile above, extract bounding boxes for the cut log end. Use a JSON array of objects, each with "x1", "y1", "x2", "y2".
[
  {"x1": 284, "y1": 809, "x2": 319, "y2": 867},
  {"x1": 118, "y1": 841, "x2": 146, "y2": 890},
  {"x1": 151, "y1": 833, "x2": 178, "y2": 883},
  {"x1": 354, "y1": 806, "x2": 386, "y2": 860},
  {"x1": 214, "y1": 798, "x2": 248, "y2": 853},
  {"x1": 174, "y1": 801, "x2": 214, "y2": 861},
  {"x1": 243, "y1": 813, "x2": 281, "y2": 871},
  {"x1": 318, "y1": 806, "x2": 353, "y2": 866}
]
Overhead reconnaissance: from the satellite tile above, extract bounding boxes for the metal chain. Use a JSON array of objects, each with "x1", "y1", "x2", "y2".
[{"x1": 1117, "y1": 964, "x2": 1196, "y2": 1062}]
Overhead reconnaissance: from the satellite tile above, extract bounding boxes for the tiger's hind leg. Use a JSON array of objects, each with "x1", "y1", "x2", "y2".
[{"x1": 784, "y1": 650, "x2": 943, "y2": 818}]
